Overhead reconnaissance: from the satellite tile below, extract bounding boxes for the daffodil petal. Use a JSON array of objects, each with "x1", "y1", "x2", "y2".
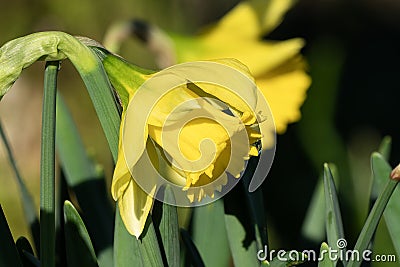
[
  {"x1": 249, "y1": 0, "x2": 296, "y2": 35},
  {"x1": 257, "y1": 69, "x2": 311, "y2": 133},
  {"x1": 188, "y1": 38, "x2": 305, "y2": 78},
  {"x1": 111, "y1": 115, "x2": 131, "y2": 200},
  {"x1": 204, "y1": 2, "x2": 261, "y2": 40},
  {"x1": 111, "y1": 160, "x2": 131, "y2": 201},
  {"x1": 118, "y1": 179, "x2": 156, "y2": 238}
]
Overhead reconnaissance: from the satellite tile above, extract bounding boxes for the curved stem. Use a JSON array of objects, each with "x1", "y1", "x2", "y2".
[{"x1": 0, "y1": 31, "x2": 120, "y2": 161}]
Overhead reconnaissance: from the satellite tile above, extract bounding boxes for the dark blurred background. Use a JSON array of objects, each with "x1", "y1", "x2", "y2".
[{"x1": 0, "y1": 1, "x2": 399, "y2": 265}]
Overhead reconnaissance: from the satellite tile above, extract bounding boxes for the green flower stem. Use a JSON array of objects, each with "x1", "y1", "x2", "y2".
[
  {"x1": 0, "y1": 31, "x2": 120, "y2": 161},
  {"x1": 347, "y1": 178, "x2": 399, "y2": 267},
  {"x1": 40, "y1": 61, "x2": 59, "y2": 267}
]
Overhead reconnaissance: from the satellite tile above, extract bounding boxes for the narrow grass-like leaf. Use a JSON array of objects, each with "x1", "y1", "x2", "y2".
[
  {"x1": 40, "y1": 61, "x2": 58, "y2": 267},
  {"x1": 370, "y1": 138, "x2": 392, "y2": 203},
  {"x1": 139, "y1": 216, "x2": 164, "y2": 267},
  {"x1": 0, "y1": 205, "x2": 23, "y2": 267},
  {"x1": 302, "y1": 166, "x2": 340, "y2": 243},
  {"x1": 323, "y1": 163, "x2": 346, "y2": 266},
  {"x1": 301, "y1": 176, "x2": 325, "y2": 242},
  {"x1": 55, "y1": 95, "x2": 98, "y2": 186},
  {"x1": 0, "y1": 121, "x2": 40, "y2": 250},
  {"x1": 155, "y1": 186, "x2": 180, "y2": 267},
  {"x1": 225, "y1": 214, "x2": 259, "y2": 267},
  {"x1": 373, "y1": 152, "x2": 392, "y2": 187},
  {"x1": 371, "y1": 153, "x2": 400, "y2": 259},
  {"x1": 242, "y1": 156, "x2": 268, "y2": 250},
  {"x1": 192, "y1": 199, "x2": 230, "y2": 267},
  {"x1": 347, "y1": 172, "x2": 398, "y2": 267},
  {"x1": 181, "y1": 229, "x2": 205, "y2": 267},
  {"x1": 318, "y1": 242, "x2": 334, "y2": 267},
  {"x1": 16, "y1": 237, "x2": 36, "y2": 267},
  {"x1": 114, "y1": 207, "x2": 143, "y2": 267},
  {"x1": 24, "y1": 251, "x2": 40, "y2": 267},
  {"x1": 22, "y1": 251, "x2": 40, "y2": 267},
  {"x1": 56, "y1": 95, "x2": 114, "y2": 267},
  {"x1": 64, "y1": 200, "x2": 99, "y2": 267},
  {"x1": 378, "y1": 136, "x2": 391, "y2": 161},
  {"x1": 77, "y1": 65, "x2": 120, "y2": 161}
]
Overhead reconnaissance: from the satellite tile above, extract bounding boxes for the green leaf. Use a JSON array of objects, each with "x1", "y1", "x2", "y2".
[
  {"x1": 55, "y1": 95, "x2": 98, "y2": 186},
  {"x1": 323, "y1": 163, "x2": 346, "y2": 266},
  {"x1": 378, "y1": 136, "x2": 391, "y2": 161},
  {"x1": 16, "y1": 237, "x2": 37, "y2": 267},
  {"x1": 301, "y1": 176, "x2": 325, "y2": 242},
  {"x1": 192, "y1": 199, "x2": 230, "y2": 267},
  {"x1": 181, "y1": 229, "x2": 205, "y2": 267},
  {"x1": 0, "y1": 121, "x2": 40, "y2": 250},
  {"x1": 371, "y1": 153, "x2": 400, "y2": 260},
  {"x1": 225, "y1": 214, "x2": 259, "y2": 267},
  {"x1": 318, "y1": 242, "x2": 334, "y2": 267},
  {"x1": 242, "y1": 156, "x2": 268, "y2": 250},
  {"x1": 139, "y1": 216, "x2": 164, "y2": 267},
  {"x1": 56, "y1": 95, "x2": 114, "y2": 267},
  {"x1": 22, "y1": 251, "x2": 40, "y2": 267},
  {"x1": 348, "y1": 156, "x2": 398, "y2": 267},
  {"x1": 40, "y1": 61, "x2": 58, "y2": 267},
  {"x1": 114, "y1": 207, "x2": 143, "y2": 267},
  {"x1": 302, "y1": 165, "x2": 340, "y2": 243},
  {"x1": 0, "y1": 205, "x2": 23, "y2": 267},
  {"x1": 156, "y1": 186, "x2": 180, "y2": 267},
  {"x1": 370, "y1": 139, "x2": 392, "y2": 208},
  {"x1": 64, "y1": 201, "x2": 99, "y2": 267}
]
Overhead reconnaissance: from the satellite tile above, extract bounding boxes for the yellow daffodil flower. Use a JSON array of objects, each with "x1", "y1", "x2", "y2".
[{"x1": 102, "y1": 54, "x2": 267, "y2": 238}]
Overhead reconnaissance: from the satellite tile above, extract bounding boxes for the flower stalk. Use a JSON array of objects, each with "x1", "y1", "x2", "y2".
[{"x1": 40, "y1": 61, "x2": 59, "y2": 267}]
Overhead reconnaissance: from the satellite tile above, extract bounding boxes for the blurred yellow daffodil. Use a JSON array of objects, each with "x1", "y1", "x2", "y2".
[
  {"x1": 104, "y1": 0, "x2": 311, "y2": 133},
  {"x1": 172, "y1": 1, "x2": 310, "y2": 133}
]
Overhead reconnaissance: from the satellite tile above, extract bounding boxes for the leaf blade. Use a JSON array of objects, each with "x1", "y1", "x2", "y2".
[
  {"x1": 323, "y1": 163, "x2": 346, "y2": 265},
  {"x1": 371, "y1": 153, "x2": 400, "y2": 260},
  {"x1": 64, "y1": 201, "x2": 99, "y2": 267},
  {"x1": 157, "y1": 186, "x2": 180, "y2": 267},
  {"x1": 225, "y1": 214, "x2": 259, "y2": 267},
  {"x1": 113, "y1": 206, "x2": 144, "y2": 267},
  {"x1": 192, "y1": 199, "x2": 230, "y2": 267}
]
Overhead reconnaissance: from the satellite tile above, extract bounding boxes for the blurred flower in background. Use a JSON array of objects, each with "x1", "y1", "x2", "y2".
[{"x1": 104, "y1": 0, "x2": 311, "y2": 133}]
